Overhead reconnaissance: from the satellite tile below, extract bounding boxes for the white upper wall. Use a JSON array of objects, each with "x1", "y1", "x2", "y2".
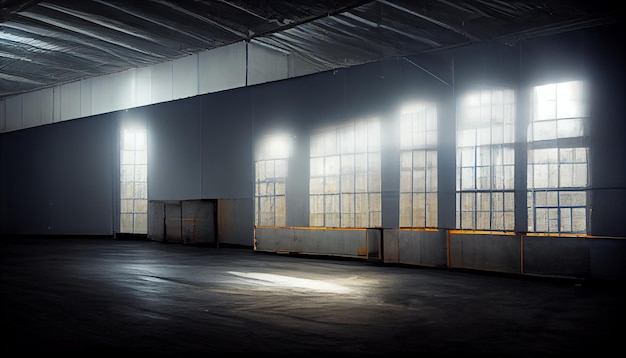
[{"x1": 0, "y1": 40, "x2": 322, "y2": 133}]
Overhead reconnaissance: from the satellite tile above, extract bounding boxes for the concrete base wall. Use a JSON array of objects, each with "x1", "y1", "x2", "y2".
[
  {"x1": 257, "y1": 227, "x2": 626, "y2": 281},
  {"x1": 255, "y1": 227, "x2": 369, "y2": 258}
]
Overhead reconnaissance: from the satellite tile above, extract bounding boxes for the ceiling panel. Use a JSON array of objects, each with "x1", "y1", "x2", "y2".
[{"x1": 0, "y1": 0, "x2": 621, "y2": 100}]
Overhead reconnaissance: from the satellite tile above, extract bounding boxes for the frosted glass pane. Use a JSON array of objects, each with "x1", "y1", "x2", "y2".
[
  {"x1": 356, "y1": 213, "x2": 369, "y2": 228},
  {"x1": 492, "y1": 192, "x2": 503, "y2": 211},
  {"x1": 121, "y1": 151, "x2": 135, "y2": 164},
  {"x1": 534, "y1": 208, "x2": 547, "y2": 231},
  {"x1": 310, "y1": 195, "x2": 324, "y2": 213},
  {"x1": 134, "y1": 214, "x2": 147, "y2": 234},
  {"x1": 460, "y1": 148, "x2": 475, "y2": 167},
  {"x1": 504, "y1": 192, "x2": 514, "y2": 211},
  {"x1": 325, "y1": 156, "x2": 340, "y2": 175},
  {"x1": 461, "y1": 212, "x2": 474, "y2": 229},
  {"x1": 325, "y1": 194, "x2": 340, "y2": 213},
  {"x1": 477, "y1": 192, "x2": 490, "y2": 211},
  {"x1": 120, "y1": 214, "x2": 133, "y2": 233},
  {"x1": 407, "y1": 152, "x2": 422, "y2": 171},
  {"x1": 355, "y1": 153, "x2": 367, "y2": 171},
  {"x1": 400, "y1": 152, "x2": 412, "y2": 170},
  {"x1": 459, "y1": 129, "x2": 476, "y2": 147},
  {"x1": 548, "y1": 163, "x2": 559, "y2": 188},
  {"x1": 413, "y1": 193, "x2": 426, "y2": 225},
  {"x1": 572, "y1": 165, "x2": 587, "y2": 187},
  {"x1": 369, "y1": 171, "x2": 381, "y2": 192},
  {"x1": 341, "y1": 154, "x2": 355, "y2": 174},
  {"x1": 310, "y1": 157, "x2": 324, "y2": 176},
  {"x1": 557, "y1": 118, "x2": 583, "y2": 138},
  {"x1": 477, "y1": 127, "x2": 491, "y2": 146},
  {"x1": 572, "y1": 208, "x2": 586, "y2": 232},
  {"x1": 426, "y1": 193, "x2": 437, "y2": 227},
  {"x1": 476, "y1": 166, "x2": 490, "y2": 189},
  {"x1": 534, "y1": 191, "x2": 546, "y2": 206},
  {"x1": 309, "y1": 177, "x2": 324, "y2": 195},
  {"x1": 369, "y1": 193, "x2": 381, "y2": 212},
  {"x1": 355, "y1": 173, "x2": 368, "y2": 193},
  {"x1": 324, "y1": 132, "x2": 338, "y2": 155},
  {"x1": 324, "y1": 175, "x2": 339, "y2": 194},
  {"x1": 121, "y1": 165, "x2": 134, "y2": 181},
  {"x1": 134, "y1": 199, "x2": 147, "y2": 213},
  {"x1": 399, "y1": 193, "x2": 412, "y2": 227},
  {"x1": 534, "y1": 83, "x2": 556, "y2": 120},
  {"x1": 533, "y1": 120, "x2": 557, "y2": 141},
  {"x1": 340, "y1": 126, "x2": 355, "y2": 153},
  {"x1": 310, "y1": 134, "x2": 325, "y2": 157},
  {"x1": 134, "y1": 183, "x2": 147, "y2": 199},
  {"x1": 135, "y1": 150, "x2": 147, "y2": 164},
  {"x1": 557, "y1": 81, "x2": 583, "y2": 118},
  {"x1": 341, "y1": 213, "x2": 355, "y2": 228},
  {"x1": 533, "y1": 164, "x2": 548, "y2": 188},
  {"x1": 368, "y1": 153, "x2": 381, "y2": 173},
  {"x1": 560, "y1": 164, "x2": 574, "y2": 187},
  {"x1": 491, "y1": 212, "x2": 504, "y2": 230},
  {"x1": 412, "y1": 168, "x2": 425, "y2": 191},
  {"x1": 461, "y1": 168, "x2": 475, "y2": 189},
  {"x1": 504, "y1": 165, "x2": 515, "y2": 189},
  {"x1": 275, "y1": 197, "x2": 286, "y2": 226},
  {"x1": 265, "y1": 160, "x2": 275, "y2": 178},
  {"x1": 505, "y1": 212, "x2": 514, "y2": 230},
  {"x1": 369, "y1": 211, "x2": 381, "y2": 227},
  {"x1": 461, "y1": 192, "x2": 475, "y2": 211},
  {"x1": 341, "y1": 174, "x2": 354, "y2": 192},
  {"x1": 426, "y1": 167, "x2": 437, "y2": 191},
  {"x1": 275, "y1": 160, "x2": 287, "y2": 177},
  {"x1": 121, "y1": 199, "x2": 133, "y2": 212},
  {"x1": 310, "y1": 214, "x2": 324, "y2": 227},
  {"x1": 326, "y1": 213, "x2": 340, "y2": 227},
  {"x1": 400, "y1": 170, "x2": 412, "y2": 192},
  {"x1": 134, "y1": 165, "x2": 147, "y2": 181},
  {"x1": 341, "y1": 194, "x2": 354, "y2": 213},
  {"x1": 275, "y1": 182, "x2": 285, "y2": 195},
  {"x1": 121, "y1": 183, "x2": 134, "y2": 199},
  {"x1": 355, "y1": 194, "x2": 368, "y2": 213}
]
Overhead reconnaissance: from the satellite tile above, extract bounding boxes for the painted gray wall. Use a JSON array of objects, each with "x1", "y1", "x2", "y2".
[{"x1": 0, "y1": 116, "x2": 115, "y2": 235}]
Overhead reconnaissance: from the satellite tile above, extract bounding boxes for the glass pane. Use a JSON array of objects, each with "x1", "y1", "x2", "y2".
[
  {"x1": 557, "y1": 118, "x2": 583, "y2": 138},
  {"x1": 399, "y1": 193, "x2": 412, "y2": 227},
  {"x1": 425, "y1": 193, "x2": 437, "y2": 227},
  {"x1": 133, "y1": 214, "x2": 147, "y2": 234},
  {"x1": 134, "y1": 199, "x2": 147, "y2": 213},
  {"x1": 310, "y1": 195, "x2": 324, "y2": 213},
  {"x1": 120, "y1": 213, "x2": 133, "y2": 233},
  {"x1": 121, "y1": 151, "x2": 134, "y2": 165},
  {"x1": 324, "y1": 175, "x2": 339, "y2": 194}
]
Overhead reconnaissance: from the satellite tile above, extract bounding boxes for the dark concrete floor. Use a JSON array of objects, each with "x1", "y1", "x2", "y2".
[{"x1": 1, "y1": 237, "x2": 624, "y2": 357}]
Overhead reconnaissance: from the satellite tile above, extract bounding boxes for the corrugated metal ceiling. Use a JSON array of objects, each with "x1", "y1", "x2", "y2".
[{"x1": 0, "y1": 0, "x2": 621, "y2": 100}]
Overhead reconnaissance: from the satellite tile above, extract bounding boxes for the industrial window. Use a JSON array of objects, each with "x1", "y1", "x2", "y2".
[
  {"x1": 120, "y1": 128, "x2": 148, "y2": 234},
  {"x1": 527, "y1": 80, "x2": 588, "y2": 233},
  {"x1": 309, "y1": 118, "x2": 381, "y2": 228},
  {"x1": 456, "y1": 89, "x2": 515, "y2": 231},
  {"x1": 399, "y1": 101, "x2": 438, "y2": 227},
  {"x1": 255, "y1": 134, "x2": 291, "y2": 227}
]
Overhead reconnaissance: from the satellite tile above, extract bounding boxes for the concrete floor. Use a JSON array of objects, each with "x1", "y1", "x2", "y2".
[{"x1": 1, "y1": 237, "x2": 624, "y2": 356}]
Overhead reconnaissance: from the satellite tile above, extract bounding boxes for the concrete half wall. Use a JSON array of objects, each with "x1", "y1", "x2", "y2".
[{"x1": 255, "y1": 227, "x2": 370, "y2": 258}]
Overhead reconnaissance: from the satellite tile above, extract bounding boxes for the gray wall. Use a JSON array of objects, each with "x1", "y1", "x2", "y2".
[{"x1": 0, "y1": 116, "x2": 115, "y2": 235}]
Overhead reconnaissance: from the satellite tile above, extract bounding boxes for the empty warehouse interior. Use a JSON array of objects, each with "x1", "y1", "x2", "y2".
[{"x1": 1, "y1": 0, "x2": 625, "y2": 355}]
